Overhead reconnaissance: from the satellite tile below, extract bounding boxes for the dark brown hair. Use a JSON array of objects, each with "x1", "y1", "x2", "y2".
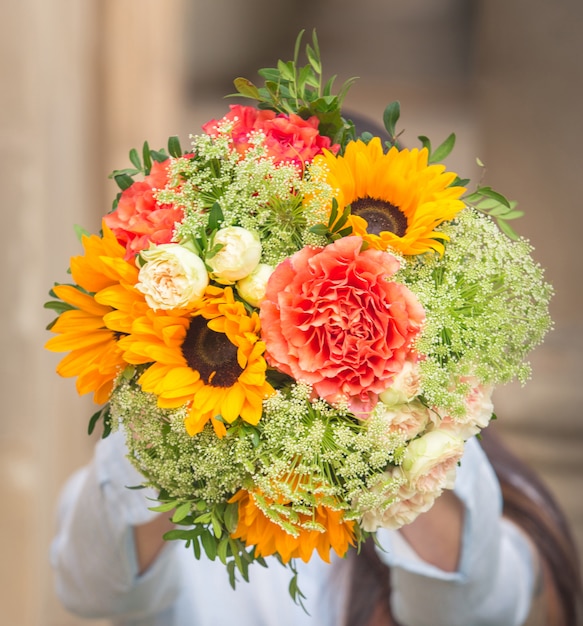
[{"x1": 344, "y1": 425, "x2": 582, "y2": 626}]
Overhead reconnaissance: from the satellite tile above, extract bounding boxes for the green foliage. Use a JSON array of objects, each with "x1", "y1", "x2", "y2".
[
  {"x1": 308, "y1": 198, "x2": 353, "y2": 242},
  {"x1": 229, "y1": 29, "x2": 357, "y2": 146},
  {"x1": 463, "y1": 186, "x2": 523, "y2": 240},
  {"x1": 44, "y1": 283, "x2": 86, "y2": 329},
  {"x1": 87, "y1": 404, "x2": 112, "y2": 438},
  {"x1": 107, "y1": 136, "x2": 182, "y2": 209}
]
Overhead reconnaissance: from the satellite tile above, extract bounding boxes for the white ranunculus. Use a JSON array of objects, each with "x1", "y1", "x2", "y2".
[
  {"x1": 236, "y1": 263, "x2": 274, "y2": 307},
  {"x1": 206, "y1": 226, "x2": 262, "y2": 284},
  {"x1": 401, "y1": 429, "x2": 466, "y2": 493},
  {"x1": 379, "y1": 359, "x2": 422, "y2": 407},
  {"x1": 136, "y1": 243, "x2": 208, "y2": 310}
]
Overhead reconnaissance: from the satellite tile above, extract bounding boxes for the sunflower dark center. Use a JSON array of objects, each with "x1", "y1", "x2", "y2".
[
  {"x1": 182, "y1": 316, "x2": 242, "y2": 387},
  {"x1": 350, "y1": 197, "x2": 408, "y2": 237}
]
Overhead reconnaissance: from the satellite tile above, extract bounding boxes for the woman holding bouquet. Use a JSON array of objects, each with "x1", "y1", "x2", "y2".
[
  {"x1": 51, "y1": 422, "x2": 581, "y2": 626},
  {"x1": 46, "y1": 34, "x2": 581, "y2": 626}
]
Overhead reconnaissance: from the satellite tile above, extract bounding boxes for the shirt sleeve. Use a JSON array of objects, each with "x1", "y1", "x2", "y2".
[
  {"x1": 50, "y1": 430, "x2": 182, "y2": 620},
  {"x1": 375, "y1": 437, "x2": 536, "y2": 626}
]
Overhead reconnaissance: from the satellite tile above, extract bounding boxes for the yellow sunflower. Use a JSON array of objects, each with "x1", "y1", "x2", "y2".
[
  {"x1": 230, "y1": 489, "x2": 355, "y2": 563},
  {"x1": 45, "y1": 224, "x2": 143, "y2": 404},
  {"x1": 118, "y1": 286, "x2": 275, "y2": 437},
  {"x1": 313, "y1": 137, "x2": 466, "y2": 256}
]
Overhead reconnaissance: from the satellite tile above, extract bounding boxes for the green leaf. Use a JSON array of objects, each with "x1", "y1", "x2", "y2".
[
  {"x1": 383, "y1": 101, "x2": 401, "y2": 139},
  {"x1": 417, "y1": 135, "x2": 431, "y2": 152},
  {"x1": 208, "y1": 201, "x2": 224, "y2": 231},
  {"x1": 200, "y1": 531, "x2": 218, "y2": 560},
  {"x1": 150, "y1": 149, "x2": 168, "y2": 163},
  {"x1": 428, "y1": 132, "x2": 456, "y2": 163},
  {"x1": 149, "y1": 500, "x2": 179, "y2": 513},
  {"x1": 191, "y1": 536, "x2": 201, "y2": 559},
  {"x1": 336, "y1": 76, "x2": 358, "y2": 107},
  {"x1": 73, "y1": 224, "x2": 90, "y2": 242},
  {"x1": 232, "y1": 77, "x2": 261, "y2": 100},
  {"x1": 172, "y1": 501, "x2": 191, "y2": 523},
  {"x1": 497, "y1": 219, "x2": 520, "y2": 240},
  {"x1": 217, "y1": 537, "x2": 229, "y2": 564},
  {"x1": 211, "y1": 513, "x2": 222, "y2": 539},
  {"x1": 476, "y1": 186, "x2": 511, "y2": 208},
  {"x1": 87, "y1": 407, "x2": 104, "y2": 436},
  {"x1": 293, "y1": 29, "x2": 305, "y2": 66},
  {"x1": 297, "y1": 65, "x2": 315, "y2": 94},
  {"x1": 224, "y1": 502, "x2": 239, "y2": 534},
  {"x1": 306, "y1": 44, "x2": 321, "y2": 75},
  {"x1": 503, "y1": 209, "x2": 524, "y2": 220},
  {"x1": 114, "y1": 173, "x2": 134, "y2": 191},
  {"x1": 142, "y1": 141, "x2": 152, "y2": 173},
  {"x1": 129, "y1": 148, "x2": 141, "y2": 171},
  {"x1": 227, "y1": 561, "x2": 238, "y2": 589},
  {"x1": 168, "y1": 136, "x2": 182, "y2": 158},
  {"x1": 44, "y1": 300, "x2": 75, "y2": 315},
  {"x1": 309, "y1": 224, "x2": 328, "y2": 237},
  {"x1": 277, "y1": 59, "x2": 295, "y2": 81},
  {"x1": 163, "y1": 529, "x2": 195, "y2": 541}
]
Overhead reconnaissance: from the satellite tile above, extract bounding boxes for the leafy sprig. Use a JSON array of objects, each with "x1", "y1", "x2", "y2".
[
  {"x1": 463, "y1": 186, "x2": 523, "y2": 240},
  {"x1": 229, "y1": 29, "x2": 357, "y2": 146},
  {"x1": 108, "y1": 137, "x2": 183, "y2": 210}
]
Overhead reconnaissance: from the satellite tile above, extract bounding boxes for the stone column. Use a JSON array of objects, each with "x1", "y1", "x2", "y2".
[{"x1": 0, "y1": 1, "x2": 185, "y2": 624}]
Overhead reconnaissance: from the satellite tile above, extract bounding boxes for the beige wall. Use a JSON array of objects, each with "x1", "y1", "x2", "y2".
[{"x1": 1, "y1": 1, "x2": 581, "y2": 624}]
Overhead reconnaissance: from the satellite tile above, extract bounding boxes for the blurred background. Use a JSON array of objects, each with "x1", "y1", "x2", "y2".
[{"x1": 1, "y1": 0, "x2": 582, "y2": 623}]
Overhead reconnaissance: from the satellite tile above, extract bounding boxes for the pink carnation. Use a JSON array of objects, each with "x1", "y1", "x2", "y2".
[
  {"x1": 103, "y1": 159, "x2": 183, "y2": 260},
  {"x1": 259, "y1": 237, "x2": 425, "y2": 416},
  {"x1": 202, "y1": 104, "x2": 339, "y2": 168}
]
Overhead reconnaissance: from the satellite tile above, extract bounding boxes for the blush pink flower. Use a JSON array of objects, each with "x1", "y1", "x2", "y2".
[
  {"x1": 104, "y1": 159, "x2": 184, "y2": 260},
  {"x1": 435, "y1": 378, "x2": 494, "y2": 439},
  {"x1": 202, "y1": 104, "x2": 339, "y2": 168},
  {"x1": 259, "y1": 236, "x2": 425, "y2": 416}
]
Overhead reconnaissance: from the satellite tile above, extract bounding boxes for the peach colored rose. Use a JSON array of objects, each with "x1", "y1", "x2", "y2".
[
  {"x1": 103, "y1": 159, "x2": 183, "y2": 260},
  {"x1": 401, "y1": 429, "x2": 465, "y2": 493},
  {"x1": 376, "y1": 399, "x2": 431, "y2": 440},
  {"x1": 361, "y1": 470, "x2": 441, "y2": 532},
  {"x1": 202, "y1": 104, "x2": 339, "y2": 168},
  {"x1": 259, "y1": 236, "x2": 425, "y2": 416},
  {"x1": 378, "y1": 359, "x2": 422, "y2": 407},
  {"x1": 435, "y1": 378, "x2": 494, "y2": 439}
]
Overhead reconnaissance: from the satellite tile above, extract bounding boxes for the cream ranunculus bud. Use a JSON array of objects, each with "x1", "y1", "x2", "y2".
[
  {"x1": 206, "y1": 226, "x2": 262, "y2": 284},
  {"x1": 136, "y1": 243, "x2": 209, "y2": 310},
  {"x1": 401, "y1": 429, "x2": 466, "y2": 493},
  {"x1": 236, "y1": 263, "x2": 274, "y2": 307}
]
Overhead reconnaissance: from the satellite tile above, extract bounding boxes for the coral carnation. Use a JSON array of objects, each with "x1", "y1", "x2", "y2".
[
  {"x1": 104, "y1": 159, "x2": 183, "y2": 259},
  {"x1": 203, "y1": 104, "x2": 338, "y2": 168},
  {"x1": 260, "y1": 236, "x2": 425, "y2": 416}
]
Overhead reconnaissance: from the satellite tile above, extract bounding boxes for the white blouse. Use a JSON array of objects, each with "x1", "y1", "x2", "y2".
[{"x1": 51, "y1": 432, "x2": 536, "y2": 626}]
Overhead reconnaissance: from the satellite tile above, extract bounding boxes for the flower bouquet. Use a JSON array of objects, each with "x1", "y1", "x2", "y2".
[{"x1": 45, "y1": 31, "x2": 552, "y2": 601}]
